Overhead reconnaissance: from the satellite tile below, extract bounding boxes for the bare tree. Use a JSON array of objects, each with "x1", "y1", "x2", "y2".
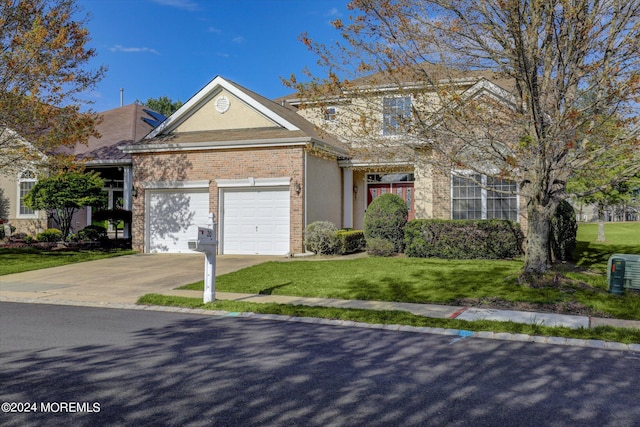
[{"x1": 289, "y1": 0, "x2": 640, "y2": 275}]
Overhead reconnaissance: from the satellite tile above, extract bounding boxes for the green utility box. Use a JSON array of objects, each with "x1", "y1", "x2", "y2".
[{"x1": 607, "y1": 254, "x2": 640, "y2": 294}]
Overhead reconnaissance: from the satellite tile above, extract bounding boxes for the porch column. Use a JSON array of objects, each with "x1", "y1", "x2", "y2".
[
  {"x1": 342, "y1": 168, "x2": 353, "y2": 228},
  {"x1": 123, "y1": 165, "x2": 132, "y2": 238}
]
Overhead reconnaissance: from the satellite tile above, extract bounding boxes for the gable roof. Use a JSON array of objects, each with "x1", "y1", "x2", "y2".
[{"x1": 125, "y1": 76, "x2": 347, "y2": 155}]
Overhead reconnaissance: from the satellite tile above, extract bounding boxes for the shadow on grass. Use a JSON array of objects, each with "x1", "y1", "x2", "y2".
[
  {"x1": 345, "y1": 264, "x2": 514, "y2": 304},
  {"x1": 574, "y1": 241, "x2": 640, "y2": 271},
  {"x1": 259, "y1": 282, "x2": 292, "y2": 295}
]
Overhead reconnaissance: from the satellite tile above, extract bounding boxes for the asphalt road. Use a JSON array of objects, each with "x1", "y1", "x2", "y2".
[{"x1": 1, "y1": 302, "x2": 639, "y2": 427}]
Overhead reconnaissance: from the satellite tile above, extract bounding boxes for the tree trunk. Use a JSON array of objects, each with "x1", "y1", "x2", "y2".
[
  {"x1": 522, "y1": 202, "x2": 554, "y2": 275},
  {"x1": 596, "y1": 202, "x2": 606, "y2": 242}
]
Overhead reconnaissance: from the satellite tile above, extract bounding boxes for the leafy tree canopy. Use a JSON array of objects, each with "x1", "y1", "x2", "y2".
[
  {"x1": 140, "y1": 96, "x2": 183, "y2": 117},
  {"x1": 0, "y1": 0, "x2": 106, "y2": 176}
]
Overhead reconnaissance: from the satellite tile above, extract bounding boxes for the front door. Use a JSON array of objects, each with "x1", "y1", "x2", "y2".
[{"x1": 367, "y1": 182, "x2": 415, "y2": 220}]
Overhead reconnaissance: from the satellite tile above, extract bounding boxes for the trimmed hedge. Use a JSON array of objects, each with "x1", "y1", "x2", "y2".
[
  {"x1": 404, "y1": 219, "x2": 524, "y2": 259},
  {"x1": 336, "y1": 229, "x2": 366, "y2": 254},
  {"x1": 78, "y1": 224, "x2": 108, "y2": 241},
  {"x1": 364, "y1": 193, "x2": 408, "y2": 253},
  {"x1": 36, "y1": 228, "x2": 63, "y2": 242}
]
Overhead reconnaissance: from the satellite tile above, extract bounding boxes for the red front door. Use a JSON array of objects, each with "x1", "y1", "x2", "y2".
[{"x1": 367, "y1": 182, "x2": 415, "y2": 220}]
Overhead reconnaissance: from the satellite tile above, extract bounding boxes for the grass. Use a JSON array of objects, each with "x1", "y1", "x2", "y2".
[
  {"x1": 0, "y1": 247, "x2": 136, "y2": 276},
  {"x1": 137, "y1": 294, "x2": 640, "y2": 344},
  {"x1": 178, "y1": 256, "x2": 640, "y2": 320}
]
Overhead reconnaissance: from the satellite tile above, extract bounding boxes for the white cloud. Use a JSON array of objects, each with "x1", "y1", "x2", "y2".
[
  {"x1": 232, "y1": 36, "x2": 245, "y2": 44},
  {"x1": 109, "y1": 45, "x2": 160, "y2": 55},
  {"x1": 325, "y1": 7, "x2": 341, "y2": 17},
  {"x1": 150, "y1": 0, "x2": 199, "y2": 11},
  {"x1": 207, "y1": 26, "x2": 222, "y2": 34},
  {"x1": 216, "y1": 52, "x2": 230, "y2": 58}
]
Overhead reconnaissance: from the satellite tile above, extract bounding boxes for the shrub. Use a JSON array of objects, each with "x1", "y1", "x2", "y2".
[
  {"x1": 0, "y1": 223, "x2": 16, "y2": 239},
  {"x1": 366, "y1": 237, "x2": 396, "y2": 257},
  {"x1": 404, "y1": 219, "x2": 524, "y2": 259},
  {"x1": 24, "y1": 235, "x2": 34, "y2": 244},
  {"x1": 364, "y1": 193, "x2": 408, "y2": 253},
  {"x1": 304, "y1": 221, "x2": 341, "y2": 255},
  {"x1": 550, "y1": 200, "x2": 577, "y2": 262},
  {"x1": 336, "y1": 229, "x2": 366, "y2": 254},
  {"x1": 36, "y1": 228, "x2": 63, "y2": 242},
  {"x1": 78, "y1": 224, "x2": 108, "y2": 241}
]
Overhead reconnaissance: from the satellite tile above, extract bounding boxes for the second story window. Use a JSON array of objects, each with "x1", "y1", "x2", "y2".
[
  {"x1": 383, "y1": 96, "x2": 411, "y2": 135},
  {"x1": 324, "y1": 107, "x2": 337, "y2": 122}
]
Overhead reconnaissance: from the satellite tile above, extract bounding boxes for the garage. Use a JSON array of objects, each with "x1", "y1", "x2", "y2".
[
  {"x1": 221, "y1": 188, "x2": 290, "y2": 255},
  {"x1": 146, "y1": 188, "x2": 210, "y2": 253}
]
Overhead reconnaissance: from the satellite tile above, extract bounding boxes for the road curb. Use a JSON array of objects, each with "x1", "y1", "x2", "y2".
[{"x1": 2, "y1": 296, "x2": 638, "y2": 352}]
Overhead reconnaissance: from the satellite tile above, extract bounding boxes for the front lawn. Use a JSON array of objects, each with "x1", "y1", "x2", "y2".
[
  {"x1": 178, "y1": 222, "x2": 640, "y2": 320},
  {"x1": 0, "y1": 247, "x2": 136, "y2": 276}
]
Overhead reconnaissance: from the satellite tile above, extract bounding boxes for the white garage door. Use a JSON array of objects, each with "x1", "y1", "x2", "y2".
[
  {"x1": 222, "y1": 188, "x2": 290, "y2": 255},
  {"x1": 147, "y1": 189, "x2": 210, "y2": 253}
]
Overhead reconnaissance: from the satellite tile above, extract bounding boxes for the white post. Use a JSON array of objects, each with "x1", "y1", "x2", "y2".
[{"x1": 203, "y1": 213, "x2": 217, "y2": 303}]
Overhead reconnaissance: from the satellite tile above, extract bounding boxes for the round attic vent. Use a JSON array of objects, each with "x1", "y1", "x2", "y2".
[{"x1": 215, "y1": 95, "x2": 230, "y2": 113}]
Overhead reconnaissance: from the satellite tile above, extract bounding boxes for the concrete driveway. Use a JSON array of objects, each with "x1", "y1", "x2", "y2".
[{"x1": 0, "y1": 254, "x2": 279, "y2": 304}]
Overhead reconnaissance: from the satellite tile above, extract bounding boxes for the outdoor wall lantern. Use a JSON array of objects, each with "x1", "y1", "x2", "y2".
[
  {"x1": 353, "y1": 185, "x2": 359, "y2": 196},
  {"x1": 294, "y1": 181, "x2": 302, "y2": 195},
  {"x1": 131, "y1": 187, "x2": 138, "y2": 198}
]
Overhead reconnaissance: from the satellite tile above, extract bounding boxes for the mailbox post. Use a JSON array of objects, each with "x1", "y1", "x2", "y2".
[{"x1": 188, "y1": 213, "x2": 217, "y2": 303}]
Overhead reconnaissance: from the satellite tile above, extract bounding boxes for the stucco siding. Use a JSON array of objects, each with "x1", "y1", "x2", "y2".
[
  {"x1": 174, "y1": 88, "x2": 278, "y2": 133},
  {"x1": 304, "y1": 152, "x2": 342, "y2": 228}
]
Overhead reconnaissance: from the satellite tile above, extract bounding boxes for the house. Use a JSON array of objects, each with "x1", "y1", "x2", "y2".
[
  {"x1": 124, "y1": 71, "x2": 525, "y2": 256},
  {"x1": 0, "y1": 104, "x2": 161, "y2": 238},
  {"x1": 122, "y1": 76, "x2": 348, "y2": 255},
  {"x1": 279, "y1": 69, "x2": 528, "y2": 233}
]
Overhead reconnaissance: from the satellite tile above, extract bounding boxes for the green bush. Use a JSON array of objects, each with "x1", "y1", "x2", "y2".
[
  {"x1": 404, "y1": 219, "x2": 524, "y2": 259},
  {"x1": 336, "y1": 229, "x2": 366, "y2": 254},
  {"x1": 78, "y1": 224, "x2": 108, "y2": 241},
  {"x1": 366, "y1": 237, "x2": 396, "y2": 257},
  {"x1": 364, "y1": 193, "x2": 408, "y2": 253},
  {"x1": 304, "y1": 221, "x2": 341, "y2": 254},
  {"x1": 550, "y1": 200, "x2": 577, "y2": 262},
  {"x1": 36, "y1": 228, "x2": 63, "y2": 242}
]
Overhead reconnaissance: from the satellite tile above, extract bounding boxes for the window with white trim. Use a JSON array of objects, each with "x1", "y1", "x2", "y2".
[
  {"x1": 18, "y1": 170, "x2": 37, "y2": 217},
  {"x1": 451, "y1": 174, "x2": 518, "y2": 221},
  {"x1": 383, "y1": 96, "x2": 411, "y2": 135}
]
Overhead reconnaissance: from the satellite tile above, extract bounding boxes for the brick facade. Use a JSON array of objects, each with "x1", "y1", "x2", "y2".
[{"x1": 131, "y1": 146, "x2": 306, "y2": 253}]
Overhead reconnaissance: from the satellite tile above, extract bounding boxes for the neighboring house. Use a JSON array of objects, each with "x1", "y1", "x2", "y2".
[
  {"x1": 0, "y1": 104, "x2": 162, "y2": 238},
  {"x1": 0, "y1": 168, "x2": 48, "y2": 236},
  {"x1": 0, "y1": 129, "x2": 48, "y2": 236},
  {"x1": 123, "y1": 76, "x2": 348, "y2": 255},
  {"x1": 62, "y1": 104, "x2": 163, "y2": 238}
]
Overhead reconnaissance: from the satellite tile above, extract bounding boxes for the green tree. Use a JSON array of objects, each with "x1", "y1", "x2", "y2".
[
  {"x1": 140, "y1": 96, "x2": 183, "y2": 117},
  {"x1": 0, "y1": 0, "x2": 106, "y2": 175},
  {"x1": 23, "y1": 171, "x2": 106, "y2": 240},
  {"x1": 289, "y1": 0, "x2": 640, "y2": 276}
]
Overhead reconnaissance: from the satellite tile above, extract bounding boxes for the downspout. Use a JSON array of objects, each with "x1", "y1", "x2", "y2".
[{"x1": 303, "y1": 149, "x2": 308, "y2": 233}]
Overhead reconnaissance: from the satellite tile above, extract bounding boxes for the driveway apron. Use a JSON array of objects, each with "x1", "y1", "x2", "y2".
[{"x1": 0, "y1": 254, "x2": 278, "y2": 304}]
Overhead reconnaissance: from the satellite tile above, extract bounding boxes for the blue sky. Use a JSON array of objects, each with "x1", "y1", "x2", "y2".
[{"x1": 77, "y1": 0, "x2": 349, "y2": 112}]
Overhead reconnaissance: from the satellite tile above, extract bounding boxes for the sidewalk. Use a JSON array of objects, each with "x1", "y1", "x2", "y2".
[{"x1": 165, "y1": 289, "x2": 640, "y2": 331}]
